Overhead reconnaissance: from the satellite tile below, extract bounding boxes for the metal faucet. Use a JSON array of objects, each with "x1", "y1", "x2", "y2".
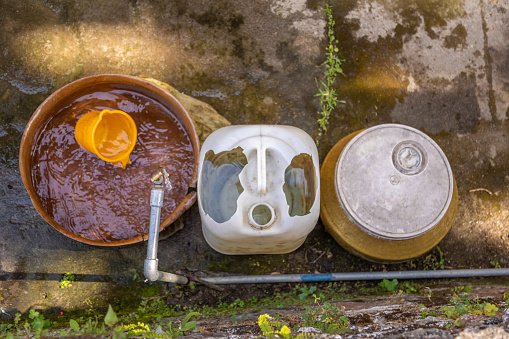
[{"x1": 144, "y1": 167, "x2": 188, "y2": 284}]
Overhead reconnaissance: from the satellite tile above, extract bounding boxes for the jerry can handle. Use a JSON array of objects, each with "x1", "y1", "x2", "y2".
[{"x1": 257, "y1": 145, "x2": 267, "y2": 194}]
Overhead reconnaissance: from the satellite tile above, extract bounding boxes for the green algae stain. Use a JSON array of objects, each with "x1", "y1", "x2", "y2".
[
  {"x1": 139, "y1": 284, "x2": 162, "y2": 298},
  {"x1": 393, "y1": 0, "x2": 465, "y2": 38},
  {"x1": 444, "y1": 23, "x2": 468, "y2": 50},
  {"x1": 225, "y1": 83, "x2": 283, "y2": 125}
]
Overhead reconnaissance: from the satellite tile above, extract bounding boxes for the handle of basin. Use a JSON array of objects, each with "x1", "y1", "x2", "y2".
[{"x1": 257, "y1": 145, "x2": 267, "y2": 194}]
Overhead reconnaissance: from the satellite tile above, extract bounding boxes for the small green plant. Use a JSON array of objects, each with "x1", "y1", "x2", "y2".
[
  {"x1": 136, "y1": 298, "x2": 173, "y2": 318},
  {"x1": 483, "y1": 303, "x2": 499, "y2": 316},
  {"x1": 301, "y1": 301, "x2": 351, "y2": 334},
  {"x1": 316, "y1": 4, "x2": 345, "y2": 139},
  {"x1": 449, "y1": 286, "x2": 473, "y2": 304},
  {"x1": 298, "y1": 286, "x2": 317, "y2": 300},
  {"x1": 123, "y1": 322, "x2": 151, "y2": 337},
  {"x1": 230, "y1": 298, "x2": 245, "y2": 309},
  {"x1": 79, "y1": 316, "x2": 108, "y2": 336},
  {"x1": 179, "y1": 311, "x2": 200, "y2": 333},
  {"x1": 258, "y1": 314, "x2": 292, "y2": 339},
  {"x1": 104, "y1": 305, "x2": 125, "y2": 339},
  {"x1": 419, "y1": 304, "x2": 439, "y2": 318},
  {"x1": 214, "y1": 298, "x2": 248, "y2": 314},
  {"x1": 490, "y1": 260, "x2": 501, "y2": 268},
  {"x1": 379, "y1": 279, "x2": 398, "y2": 292},
  {"x1": 421, "y1": 246, "x2": 445, "y2": 270},
  {"x1": 122, "y1": 312, "x2": 199, "y2": 338},
  {"x1": 419, "y1": 304, "x2": 428, "y2": 318},
  {"x1": 445, "y1": 319, "x2": 462, "y2": 329},
  {"x1": 28, "y1": 309, "x2": 51, "y2": 338},
  {"x1": 60, "y1": 272, "x2": 75, "y2": 288},
  {"x1": 64, "y1": 305, "x2": 200, "y2": 339},
  {"x1": 69, "y1": 319, "x2": 80, "y2": 333},
  {"x1": 0, "y1": 323, "x2": 15, "y2": 339},
  {"x1": 403, "y1": 282, "x2": 417, "y2": 293},
  {"x1": 436, "y1": 246, "x2": 445, "y2": 269},
  {"x1": 420, "y1": 286, "x2": 500, "y2": 322},
  {"x1": 504, "y1": 292, "x2": 509, "y2": 307}
]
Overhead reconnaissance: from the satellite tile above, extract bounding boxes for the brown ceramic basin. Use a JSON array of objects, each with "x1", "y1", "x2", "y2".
[{"x1": 20, "y1": 74, "x2": 200, "y2": 246}]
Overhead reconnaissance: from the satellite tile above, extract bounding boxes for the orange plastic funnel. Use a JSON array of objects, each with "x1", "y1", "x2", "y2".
[{"x1": 75, "y1": 109, "x2": 137, "y2": 168}]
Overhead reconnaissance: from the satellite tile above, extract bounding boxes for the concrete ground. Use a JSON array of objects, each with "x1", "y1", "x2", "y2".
[{"x1": 1, "y1": 0, "x2": 509, "y2": 324}]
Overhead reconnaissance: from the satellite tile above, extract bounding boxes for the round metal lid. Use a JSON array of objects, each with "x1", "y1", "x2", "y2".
[{"x1": 335, "y1": 124, "x2": 454, "y2": 240}]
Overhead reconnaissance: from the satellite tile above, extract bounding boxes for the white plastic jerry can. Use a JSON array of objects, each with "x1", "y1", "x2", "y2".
[{"x1": 197, "y1": 125, "x2": 320, "y2": 254}]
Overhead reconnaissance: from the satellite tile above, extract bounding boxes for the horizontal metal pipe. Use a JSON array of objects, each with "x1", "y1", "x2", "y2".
[
  {"x1": 159, "y1": 271, "x2": 189, "y2": 285},
  {"x1": 200, "y1": 268, "x2": 509, "y2": 285}
]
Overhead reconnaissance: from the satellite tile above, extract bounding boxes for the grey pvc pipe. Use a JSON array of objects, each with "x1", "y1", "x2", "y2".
[{"x1": 200, "y1": 268, "x2": 509, "y2": 285}]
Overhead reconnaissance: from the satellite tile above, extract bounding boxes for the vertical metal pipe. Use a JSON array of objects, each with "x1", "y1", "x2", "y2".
[
  {"x1": 144, "y1": 182, "x2": 188, "y2": 285},
  {"x1": 146, "y1": 188, "x2": 164, "y2": 260}
]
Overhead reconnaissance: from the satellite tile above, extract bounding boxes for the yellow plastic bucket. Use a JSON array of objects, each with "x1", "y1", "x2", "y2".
[{"x1": 75, "y1": 109, "x2": 137, "y2": 168}]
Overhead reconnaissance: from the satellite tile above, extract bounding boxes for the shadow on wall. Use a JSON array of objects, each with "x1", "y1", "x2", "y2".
[{"x1": 0, "y1": 270, "x2": 116, "y2": 283}]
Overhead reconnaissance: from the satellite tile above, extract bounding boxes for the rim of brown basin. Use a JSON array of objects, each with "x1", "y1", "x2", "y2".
[{"x1": 19, "y1": 74, "x2": 200, "y2": 246}]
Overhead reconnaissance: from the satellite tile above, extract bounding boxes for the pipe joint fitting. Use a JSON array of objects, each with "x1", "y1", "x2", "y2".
[
  {"x1": 144, "y1": 258, "x2": 161, "y2": 282},
  {"x1": 150, "y1": 189, "x2": 164, "y2": 208}
]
